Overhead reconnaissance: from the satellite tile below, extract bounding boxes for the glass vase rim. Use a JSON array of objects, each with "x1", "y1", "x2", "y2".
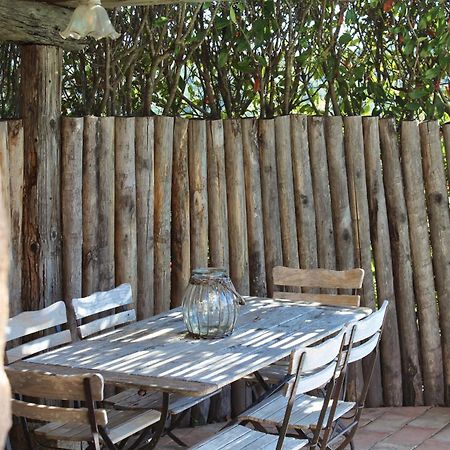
[{"x1": 191, "y1": 267, "x2": 228, "y2": 278}]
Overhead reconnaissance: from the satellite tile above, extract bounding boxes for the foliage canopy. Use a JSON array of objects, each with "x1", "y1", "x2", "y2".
[{"x1": 1, "y1": 0, "x2": 449, "y2": 120}]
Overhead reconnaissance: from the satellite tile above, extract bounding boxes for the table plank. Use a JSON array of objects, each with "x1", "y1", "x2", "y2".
[{"x1": 13, "y1": 298, "x2": 370, "y2": 396}]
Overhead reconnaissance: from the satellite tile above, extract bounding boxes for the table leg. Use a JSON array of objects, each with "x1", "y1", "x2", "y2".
[{"x1": 127, "y1": 392, "x2": 170, "y2": 450}]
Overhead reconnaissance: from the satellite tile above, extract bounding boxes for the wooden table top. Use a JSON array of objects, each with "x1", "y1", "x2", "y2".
[{"x1": 13, "y1": 297, "x2": 370, "y2": 396}]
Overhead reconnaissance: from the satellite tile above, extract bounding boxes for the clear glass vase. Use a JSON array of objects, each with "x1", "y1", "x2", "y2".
[{"x1": 182, "y1": 268, "x2": 245, "y2": 339}]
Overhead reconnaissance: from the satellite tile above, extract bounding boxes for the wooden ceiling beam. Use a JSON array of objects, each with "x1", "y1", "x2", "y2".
[
  {"x1": 0, "y1": 0, "x2": 85, "y2": 50},
  {"x1": 38, "y1": 0, "x2": 214, "y2": 8}
]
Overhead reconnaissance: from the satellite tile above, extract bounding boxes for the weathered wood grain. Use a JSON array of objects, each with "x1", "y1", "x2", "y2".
[
  {"x1": 21, "y1": 45, "x2": 62, "y2": 312},
  {"x1": 258, "y1": 120, "x2": 283, "y2": 295},
  {"x1": 290, "y1": 116, "x2": 317, "y2": 271},
  {"x1": 344, "y1": 116, "x2": 383, "y2": 406},
  {"x1": 115, "y1": 118, "x2": 138, "y2": 312},
  {"x1": 308, "y1": 117, "x2": 336, "y2": 274},
  {"x1": 275, "y1": 116, "x2": 299, "y2": 268},
  {"x1": 135, "y1": 117, "x2": 154, "y2": 318},
  {"x1": 154, "y1": 117, "x2": 174, "y2": 314},
  {"x1": 378, "y1": 118, "x2": 424, "y2": 406},
  {"x1": 363, "y1": 118, "x2": 403, "y2": 406},
  {"x1": 419, "y1": 120, "x2": 450, "y2": 404},
  {"x1": 401, "y1": 120, "x2": 442, "y2": 406},
  {"x1": 6, "y1": 121, "x2": 23, "y2": 318},
  {"x1": 172, "y1": 118, "x2": 190, "y2": 308},
  {"x1": 61, "y1": 117, "x2": 83, "y2": 334}
]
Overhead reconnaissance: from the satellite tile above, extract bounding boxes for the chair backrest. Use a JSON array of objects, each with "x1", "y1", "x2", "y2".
[
  {"x1": 6, "y1": 367, "x2": 107, "y2": 427},
  {"x1": 72, "y1": 283, "x2": 136, "y2": 339},
  {"x1": 5, "y1": 301, "x2": 72, "y2": 364},
  {"x1": 347, "y1": 301, "x2": 389, "y2": 364},
  {"x1": 286, "y1": 327, "x2": 347, "y2": 397},
  {"x1": 273, "y1": 266, "x2": 364, "y2": 307}
]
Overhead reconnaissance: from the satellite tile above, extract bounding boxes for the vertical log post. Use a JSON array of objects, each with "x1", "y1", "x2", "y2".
[
  {"x1": 135, "y1": 117, "x2": 154, "y2": 318},
  {"x1": 61, "y1": 117, "x2": 83, "y2": 334},
  {"x1": 290, "y1": 116, "x2": 317, "y2": 270},
  {"x1": 401, "y1": 121, "x2": 441, "y2": 405},
  {"x1": 0, "y1": 184, "x2": 11, "y2": 445},
  {"x1": 420, "y1": 121, "x2": 450, "y2": 404},
  {"x1": 21, "y1": 45, "x2": 62, "y2": 312}
]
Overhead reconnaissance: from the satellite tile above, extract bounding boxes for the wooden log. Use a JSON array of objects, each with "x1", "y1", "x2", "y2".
[
  {"x1": 97, "y1": 117, "x2": 115, "y2": 293},
  {"x1": 189, "y1": 120, "x2": 209, "y2": 270},
  {"x1": 82, "y1": 117, "x2": 100, "y2": 296},
  {"x1": 224, "y1": 119, "x2": 250, "y2": 417},
  {"x1": 135, "y1": 117, "x2": 154, "y2": 318},
  {"x1": 307, "y1": 117, "x2": 336, "y2": 273},
  {"x1": 419, "y1": 120, "x2": 450, "y2": 404},
  {"x1": 258, "y1": 120, "x2": 283, "y2": 295},
  {"x1": 207, "y1": 120, "x2": 229, "y2": 272},
  {"x1": 378, "y1": 118, "x2": 424, "y2": 406},
  {"x1": 154, "y1": 117, "x2": 174, "y2": 314},
  {"x1": 274, "y1": 116, "x2": 299, "y2": 268},
  {"x1": 61, "y1": 117, "x2": 83, "y2": 335},
  {"x1": 115, "y1": 118, "x2": 137, "y2": 309},
  {"x1": 363, "y1": 118, "x2": 403, "y2": 406},
  {"x1": 0, "y1": 124, "x2": 11, "y2": 313},
  {"x1": 189, "y1": 120, "x2": 211, "y2": 426},
  {"x1": 324, "y1": 117, "x2": 354, "y2": 273},
  {"x1": 290, "y1": 116, "x2": 317, "y2": 270},
  {"x1": 171, "y1": 119, "x2": 190, "y2": 309},
  {"x1": 344, "y1": 116, "x2": 384, "y2": 406},
  {"x1": 443, "y1": 124, "x2": 450, "y2": 185},
  {"x1": 7, "y1": 121, "x2": 24, "y2": 318},
  {"x1": 0, "y1": 181, "x2": 12, "y2": 446},
  {"x1": 224, "y1": 119, "x2": 249, "y2": 294},
  {"x1": 207, "y1": 120, "x2": 231, "y2": 422},
  {"x1": 0, "y1": 0, "x2": 84, "y2": 51},
  {"x1": 21, "y1": 45, "x2": 62, "y2": 312},
  {"x1": 400, "y1": 120, "x2": 442, "y2": 405},
  {"x1": 242, "y1": 118, "x2": 266, "y2": 297}
]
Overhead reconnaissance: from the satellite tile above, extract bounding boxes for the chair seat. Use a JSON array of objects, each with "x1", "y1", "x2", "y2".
[
  {"x1": 105, "y1": 388, "x2": 220, "y2": 415},
  {"x1": 34, "y1": 409, "x2": 161, "y2": 443},
  {"x1": 190, "y1": 425, "x2": 307, "y2": 449},
  {"x1": 240, "y1": 392, "x2": 355, "y2": 429}
]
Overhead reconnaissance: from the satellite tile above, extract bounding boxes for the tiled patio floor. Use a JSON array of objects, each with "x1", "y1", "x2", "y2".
[{"x1": 157, "y1": 406, "x2": 450, "y2": 449}]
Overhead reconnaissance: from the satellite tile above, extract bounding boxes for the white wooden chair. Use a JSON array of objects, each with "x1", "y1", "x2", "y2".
[
  {"x1": 6, "y1": 368, "x2": 161, "y2": 450},
  {"x1": 72, "y1": 284, "x2": 221, "y2": 446},
  {"x1": 240, "y1": 302, "x2": 389, "y2": 450},
  {"x1": 273, "y1": 266, "x2": 365, "y2": 307},
  {"x1": 71, "y1": 283, "x2": 136, "y2": 339},
  {"x1": 5, "y1": 301, "x2": 72, "y2": 364},
  {"x1": 191, "y1": 328, "x2": 348, "y2": 450}
]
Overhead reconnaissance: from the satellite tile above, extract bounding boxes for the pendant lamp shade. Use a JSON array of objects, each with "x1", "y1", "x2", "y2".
[{"x1": 60, "y1": 0, "x2": 120, "y2": 40}]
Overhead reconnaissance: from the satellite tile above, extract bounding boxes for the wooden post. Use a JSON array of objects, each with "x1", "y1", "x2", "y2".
[
  {"x1": 7, "y1": 121, "x2": 24, "y2": 318},
  {"x1": 344, "y1": 117, "x2": 384, "y2": 405},
  {"x1": 420, "y1": 121, "x2": 450, "y2": 404},
  {"x1": 361, "y1": 118, "x2": 403, "y2": 406},
  {"x1": 61, "y1": 117, "x2": 83, "y2": 334},
  {"x1": 258, "y1": 120, "x2": 283, "y2": 295},
  {"x1": 115, "y1": 118, "x2": 137, "y2": 307},
  {"x1": 21, "y1": 45, "x2": 62, "y2": 312},
  {"x1": 0, "y1": 181, "x2": 11, "y2": 446},
  {"x1": 135, "y1": 117, "x2": 154, "y2": 318},
  {"x1": 443, "y1": 124, "x2": 450, "y2": 185},
  {"x1": 154, "y1": 117, "x2": 174, "y2": 314},
  {"x1": 242, "y1": 119, "x2": 266, "y2": 297},
  {"x1": 308, "y1": 117, "x2": 336, "y2": 274},
  {"x1": 290, "y1": 116, "x2": 317, "y2": 270},
  {"x1": 378, "y1": 117, "x2": 428, "y2": 406},
  {"x1": 275, "y1": 116, "x2": 299, "y2": 268},
  {"x1": 401, "y1": 120, "x2": 442, "y2": 405}
]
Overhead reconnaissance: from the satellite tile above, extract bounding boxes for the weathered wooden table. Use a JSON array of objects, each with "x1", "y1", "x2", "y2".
[{"x1": 13, "y1": 297, "x2": 370, "y2": 448}]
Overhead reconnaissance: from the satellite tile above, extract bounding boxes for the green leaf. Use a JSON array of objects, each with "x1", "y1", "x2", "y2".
[
  {"x1": 339, "y1": 33, "x2": 352, "y2": 46},
  {"x1": 218, "y1": 51, "x2": 228, "y2": 68},
  {"x1": 230, "y1": 7, "x2": 237, "y2": 24}
]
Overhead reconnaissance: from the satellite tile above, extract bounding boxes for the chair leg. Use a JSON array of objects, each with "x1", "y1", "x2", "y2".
[{"x1": 98, "y1": 427, "x2": 119, "y2": 450}]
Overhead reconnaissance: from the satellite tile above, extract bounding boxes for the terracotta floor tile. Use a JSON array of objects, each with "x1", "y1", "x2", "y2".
[
  {"x1": 408, "y1": 408, "x2": 450, "y2": 429},
  {"x1": 415, "y1": 439, "x2": 450, "y2": 450},
  {"x1": 382, "y1": 425, "x2": 437, "y2": 447},
  {"x1": 352, "y1": 430, "x2": 392, "y2": 450},
  {"x1": 429, "y1": 424, "x2": 450, "y2": 443}
]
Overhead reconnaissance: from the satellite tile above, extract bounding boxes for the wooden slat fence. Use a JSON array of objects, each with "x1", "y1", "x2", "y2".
[{"x1": 0, "y1": 116, "x2": 449, "y2": 414}]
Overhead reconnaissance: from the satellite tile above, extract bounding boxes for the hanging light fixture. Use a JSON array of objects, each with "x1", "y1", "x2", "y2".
[{"x1": 60, "y1": 0, "x2": 120, "y2": 40}]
